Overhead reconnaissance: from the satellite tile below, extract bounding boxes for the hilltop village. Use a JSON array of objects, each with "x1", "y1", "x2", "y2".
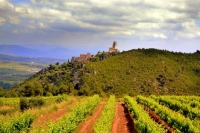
[{"x1": 71, "y1": 41, "x2": 119, "y2": 63}]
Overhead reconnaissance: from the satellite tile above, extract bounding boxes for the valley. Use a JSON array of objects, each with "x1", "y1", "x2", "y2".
[
  {"x1": 0, "y1": 54, "x2": 67, "y2": 89},
  {"x1": 0, "y1": 61, "x2": 45, "y2": 89}
]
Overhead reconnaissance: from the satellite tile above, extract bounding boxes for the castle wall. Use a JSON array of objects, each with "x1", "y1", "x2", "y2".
[
  {"x1": 71, "y1": 53, "x2": 92, "y2": 63},
  {"x1": 71, "y1": 42, "x2": 119, "y2": 63},
  {"x1": 109, "y1": 48, "x2": 118, "y2": 53}
]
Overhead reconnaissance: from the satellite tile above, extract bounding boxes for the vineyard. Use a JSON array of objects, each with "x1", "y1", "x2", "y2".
[{"x1": 0, "y1": 95, "x2": 200, "y2": 133}]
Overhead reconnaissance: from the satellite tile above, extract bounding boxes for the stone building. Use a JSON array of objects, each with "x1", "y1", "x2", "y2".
[
  {"x1": 109, "y1": 41, "x2": 119, "y2": 53},
  {"x1": 71, "y1": 53, "x2": 93, "y2": 63}
]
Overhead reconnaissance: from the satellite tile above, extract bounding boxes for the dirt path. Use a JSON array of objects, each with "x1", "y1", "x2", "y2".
[
  {"x1": 112, "y1": 102, "x2": 137, "y2": 133},
  {"x1": 32, "y1": 108, "x2": 69, "y2": 129},
  {"x1": 76, "y1": 101, "x2": 106, "y2": 133},
  {"x1": 32, "y1": 98, "x2": 78, "y2": 129},
  {"x1": 142, "y1": 105, "x2": 176, "y2": 133}
]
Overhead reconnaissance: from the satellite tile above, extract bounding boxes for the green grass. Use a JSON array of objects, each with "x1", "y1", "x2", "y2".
[{"x1": 0, "y1": 97, "x2": 20, "y2": 106}]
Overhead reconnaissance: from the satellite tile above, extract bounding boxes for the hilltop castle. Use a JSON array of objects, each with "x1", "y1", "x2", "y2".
[
  {"x1": 109, "y1": 41, "x2": 119, "y2": 53},
  {"x1": 71, "y1": 53, "x2": 93, "y2": 63},
  {"x1": 71, "y1": 41, "x2": 119, "y2": 63}
]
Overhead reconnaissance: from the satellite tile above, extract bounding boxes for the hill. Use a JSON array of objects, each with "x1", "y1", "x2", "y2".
[
  {"x1": 80, "y1": 49, "x2": 200, "y2": 96},
  {"x1": 3, "y1": 48, "x2": 200, "y2": 97}
]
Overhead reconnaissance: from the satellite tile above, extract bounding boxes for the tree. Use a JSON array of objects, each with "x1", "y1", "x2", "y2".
[
  {"x1": 78, "y1": 83, "x2": 92, "y2": 96},
  {"x1": 0, "y1": 86, "x2": 4, "y2": 97},
  {"x1": 49, "y1": 64, "x2": 55, "y2": 70},
  {"x1": 61, "y1": 62, "x2": 67, "y2": 69},
  {"x1": 35, "y1": 83, "x2": 44, "y2": 96},
  {"x1": 68, "y1": 82, "x2": 74, "y2": 94},
  {"x1": 52, "y1": 86, "x2": 59, "y2": 96},
  {"x1": 59, "y1": 84, "x2": 68, "y2": 94},
  {"x1": 55, "y1": 62, "x2": 59, "y2": 65},
  {"x1": 22, "y1": 82, "x2": 35, "y2": 97}
]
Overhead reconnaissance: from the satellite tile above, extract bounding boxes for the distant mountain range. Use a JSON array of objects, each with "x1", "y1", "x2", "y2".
[
  {"x1": 0, "y1": 45, "x2": 44, "y2": 57},
  {"x1": 0, "y1": 44, "x2": 72, "y2": 59},
  {"x1": 0, "y1": 44, "x2": 107, "y2": 60}
]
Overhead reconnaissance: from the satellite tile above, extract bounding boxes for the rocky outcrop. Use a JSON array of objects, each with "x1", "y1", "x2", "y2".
[{"x1": 37, "y1": 67, "x2": 49, "y2": 74}]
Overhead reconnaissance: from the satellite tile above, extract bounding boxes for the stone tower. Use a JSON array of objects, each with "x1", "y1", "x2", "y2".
[
  {"x1": 109, "y1": 41, "x2": 119, "y2": 53},
  {"x1": 113, "y1": 41, "x2": 117, "y2": 49}
]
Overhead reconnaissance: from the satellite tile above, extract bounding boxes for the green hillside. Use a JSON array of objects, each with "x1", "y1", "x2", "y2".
[
  {"x1": 80, "y1": 49, "x2": 200, "y2": 97},
  {"x1": 2, "y1": 49, "x2": 200, "y2": 97}
]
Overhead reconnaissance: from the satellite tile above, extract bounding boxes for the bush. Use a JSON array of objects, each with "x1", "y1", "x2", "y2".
[
  {"x1": 56, "y1": 96, "x2": 66, "y2": 103},
  {"x1": 20, "y1": 98, "x2": 28, "y2": 111},
  {"x1": 0, "y1": 99, "x2": 4, "y2": 107},
  {"x1": 20, "y1": 97, "x2": 45, "y2": 111},
  {"x1": 0, "y1": 108, "x2": 16, "y2": 115},
  {"x1": 46, "y1": 92, "x2": 53, "y2": 96}
]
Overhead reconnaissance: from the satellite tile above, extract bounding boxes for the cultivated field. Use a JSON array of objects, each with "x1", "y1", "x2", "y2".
[
  {"x1": 0, "y1": 95, "x2": 200, "y2": 133},
  {"x1": 0, "y1": 61, "x2": 45, "y2": 88}
]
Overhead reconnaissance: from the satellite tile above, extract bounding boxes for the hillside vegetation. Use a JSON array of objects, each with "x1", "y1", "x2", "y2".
[
  {"x1": 79, "y1": 49, "x2": 200, "y2": 97},
  {"x1": 2, "y1": 48, "x2": 200, "y2": 97}
]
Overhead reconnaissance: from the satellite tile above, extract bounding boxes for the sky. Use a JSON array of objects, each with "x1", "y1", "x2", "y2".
[{"x1": 0, "y1": 0, "x2": 200, "y2": 53}]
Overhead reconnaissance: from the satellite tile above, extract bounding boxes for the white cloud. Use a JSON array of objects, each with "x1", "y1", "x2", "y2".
[
  {"x1": 0, "y1": 0, "x2": 14, "y2": 10},
  {"x1": 153, "y1": 33, "x2": 167, "y2": 39},
  {"x1": 0, "y1": 17, "x2": 5, "y2": 25},
  {"x1": 0, "y1": 0, "x2": 200, "y2": 49},
  {"x1": 182, "y1": 21, "x2": 196, "y2": 30},
  {"x1": 135, "y1": 23, "x2": 160, "y2": 29},
  {"x1": 38, "y1": 22, "x2": 47, "y2": 28},
  {"x1": 106, "y1": 30, "x2": 135, "y2": 36},
  {"x1": 13, "y1": 30, "x2": 19, "y2": 34},
  {"x1": 15, "y1": 5, "x2": 28, "y2": 13},
  {"x1": 64, "y1": 2, "x2": 86, "y2": 7},
  {"x1": 197, "y1": 32, "x2": 200, "y2": 36},
  {"x1": 23, "y1": 7, "x2": 71, "y2": 21},
  {"x1": 177, "y1": 32, "x2": 197, "y2": 39},
  {"x1": 9, "y1": 16, "x2": 20, "y2": 24}
]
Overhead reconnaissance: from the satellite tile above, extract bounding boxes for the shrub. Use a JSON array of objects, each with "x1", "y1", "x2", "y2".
[
  {"x1": 0, "y1": 99, "x2": 4, "y2": 107},
  {"x1": 0, "y1": 107, "x2": 17, "y2": 115},
  {"x1": 20, "y1": 98, "x2": 28, "y2": 111},
  {"x1": 56, "y1": 96, "x2": 66, "y2": 103},
  {"x1": 46, "y1": 92, "x2": 53, "y2": 96},
  {"x1": 20, "y1": 97, "x2": 45, "y2": 111}
]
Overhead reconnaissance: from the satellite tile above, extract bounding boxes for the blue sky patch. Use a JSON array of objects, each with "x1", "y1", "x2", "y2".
[
  {"x1": 9, "y1": 0, "x2": 30, "y2": 4},
  {"x1": 196, "y1": 19, "x2": 200, "y2": 26}
]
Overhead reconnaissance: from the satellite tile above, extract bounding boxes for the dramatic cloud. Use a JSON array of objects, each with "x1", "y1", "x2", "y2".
[{"x1": 0, "y1": 0, "x2": 200, "y2": 52}]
